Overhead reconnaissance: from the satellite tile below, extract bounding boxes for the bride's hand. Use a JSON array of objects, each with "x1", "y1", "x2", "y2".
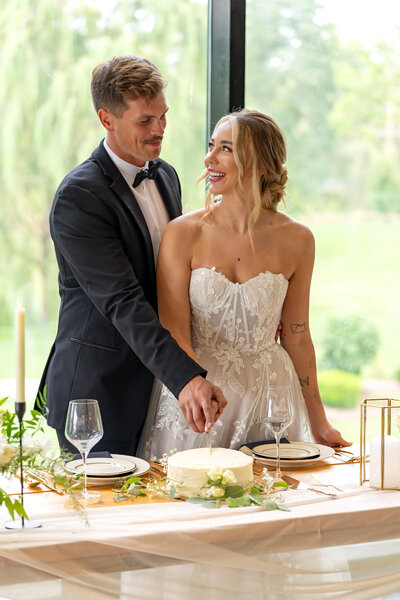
[
  {"x1": 178, "y1": 375, "x2": 227, "y2": 434},
  {"x1": 311, "y1": 422, "x2": 352, "y2": 448}
]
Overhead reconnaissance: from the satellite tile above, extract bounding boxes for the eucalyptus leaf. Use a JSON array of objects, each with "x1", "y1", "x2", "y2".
[
  {"x1": 261, "y1": 499, "x2": 279, "y2": 510},
  {"x1": 248, "y1": 493, "x2": 265, "y2": 506},
  {"x1": 186, "y1": 497, "x2": 207, "y2": 504},
  {"x1": 125, "y1": 476, "x2": 142, "y2": 485},
  {"x1": 224, "y1": 485, "x2": 244, "y2": 498},
  {"x1": 226, "y1": 496, "x2": 251, "y2": 508},
  {"x1": 202, "y1": 500, "x2": 221, "y2": 509}
]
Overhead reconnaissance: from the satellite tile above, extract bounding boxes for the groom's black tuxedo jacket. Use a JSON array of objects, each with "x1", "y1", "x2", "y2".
[{"x1": 38, "y1": 141, "x2": 205, "y2": 446}]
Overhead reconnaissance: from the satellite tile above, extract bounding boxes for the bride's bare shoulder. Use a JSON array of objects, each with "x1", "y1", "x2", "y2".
[
  {"x1": 164, "y1": 208, "x2": 207, "y2": 240},
  {"x1": 275, "y1": 211, "x2": 314, "y2": 245}
]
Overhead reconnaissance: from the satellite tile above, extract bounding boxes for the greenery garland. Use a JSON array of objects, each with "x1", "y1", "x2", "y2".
[{"x1": 0, "y1": 396, "x2": 83, "y2": 522}]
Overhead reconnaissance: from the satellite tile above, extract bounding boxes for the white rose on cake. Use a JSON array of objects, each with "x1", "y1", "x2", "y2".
[
  {"x1": 221, "y1": 469, "x2": 237, "y2": 485},
  {"x1": 207, "y1": 466, "x2": 223, "y2": 482},
  {"x1": 207, "y1": 486, "x2": 225, "y2": 499}
]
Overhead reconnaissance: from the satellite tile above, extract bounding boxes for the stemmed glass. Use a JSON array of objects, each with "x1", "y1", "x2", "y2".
[
  {"x1": 262, "y1": 386, "x2": 295, "y2": 478},
  {"x1": 65, "y1": 399, "x2": 104, "y2": 499}
]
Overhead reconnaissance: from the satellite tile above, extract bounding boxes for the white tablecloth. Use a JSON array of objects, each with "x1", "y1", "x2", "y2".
[{"x1": 1, "y1": 481, "x2": 400, "y2": 600}]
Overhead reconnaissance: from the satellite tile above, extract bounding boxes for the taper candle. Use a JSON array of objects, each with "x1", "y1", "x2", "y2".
[{"x1": 15, "y1": 300, "x2": 26, "y2": 406}]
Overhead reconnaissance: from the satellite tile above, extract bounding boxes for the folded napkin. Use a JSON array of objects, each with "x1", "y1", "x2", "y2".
[{"x1": 237, "y1": 438, "x2": 290, "y2": 452}]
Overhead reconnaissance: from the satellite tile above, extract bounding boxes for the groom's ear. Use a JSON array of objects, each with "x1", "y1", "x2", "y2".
[{"x1": 98, "y1": 108, "x2": 114, "y2": 132}]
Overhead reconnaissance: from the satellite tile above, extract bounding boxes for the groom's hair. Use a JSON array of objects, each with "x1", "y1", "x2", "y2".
[{"x1": 91, "y1": 55, "x2": 166, "y2": 117}]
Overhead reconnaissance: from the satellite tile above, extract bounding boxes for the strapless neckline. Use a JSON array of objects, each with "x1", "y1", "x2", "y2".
[{"x1": 191, "y1": 267, "x2": 288, "y2": 287}]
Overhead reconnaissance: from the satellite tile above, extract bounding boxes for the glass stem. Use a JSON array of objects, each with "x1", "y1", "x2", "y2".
[
  {"x1": 82, "y1": 450, "x2": 88, "y2": 497},
  {"x1": 275, "y1": 434, "x2": 281, "y2": 478}
]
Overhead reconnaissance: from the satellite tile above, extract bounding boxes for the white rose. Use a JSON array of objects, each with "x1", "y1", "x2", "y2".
[
  {"x1": 207, "y1": 466, "x2": 223, "y2": 482},
  {"x1": 37, "y1": 436, "x2": 52, "y2": 457},
  {"x1": 221, "y1": 469, "x2": 237, "y2": 485},
  {"x1": 21, "y1": 435, "x2": 53, "y2": 458},
  {"x1": 207, "y1": 485, "x2": 225, "y2": 499},
  {"x1": 20, "y1": 435, "x2": 38, "y2": 454},
  {"x1": 0, "y1": 441, "x2": 16, "y2": 468}
]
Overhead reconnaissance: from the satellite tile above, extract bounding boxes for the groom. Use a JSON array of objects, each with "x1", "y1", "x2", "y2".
[{"x1": 38, "y1": 55, "x2": 226, "y2": 455}]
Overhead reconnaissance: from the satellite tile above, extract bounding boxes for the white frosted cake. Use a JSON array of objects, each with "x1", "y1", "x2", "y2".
[{"x1": 167, "y1": 447, "x2": 254, "y2": 499}]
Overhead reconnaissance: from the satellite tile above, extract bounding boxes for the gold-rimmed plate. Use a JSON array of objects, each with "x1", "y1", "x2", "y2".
[
  {"x1": 241, "y1": 442, "x2": 334, "y2": 469},
  {"x1": 66, "y1": 454, "x2": 137, "y2": 477},
  {"x1": 253, "y1": 441, "x2": 321, "y2": 460}
]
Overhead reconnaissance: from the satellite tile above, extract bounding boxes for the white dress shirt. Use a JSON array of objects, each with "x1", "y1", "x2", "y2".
[{"x1": 103, "y1": 139, "x2": 170, "y2": 263}]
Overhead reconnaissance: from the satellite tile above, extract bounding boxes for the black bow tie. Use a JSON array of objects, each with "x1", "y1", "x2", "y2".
[{"x1": 133, "y1": 161, "x2": 161, "y2": 188}]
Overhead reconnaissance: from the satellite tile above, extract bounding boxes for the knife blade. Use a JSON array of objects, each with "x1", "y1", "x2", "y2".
[{"x1": 282, "y1": 474, "x2": 337, "y2": 497}]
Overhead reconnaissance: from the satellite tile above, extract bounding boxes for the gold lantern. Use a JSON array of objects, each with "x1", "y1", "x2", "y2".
[{"x1": 360, "y1": 398, "x2": 400, "y2": 489}]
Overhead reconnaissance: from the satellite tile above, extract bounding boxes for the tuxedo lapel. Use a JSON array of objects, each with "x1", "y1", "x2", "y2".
[
  {"x1": 92, "y1": 142, "x2": 155, "y2": 260},
  {"x1": 155, "y1": 168, "x2": 182, "y2": 220},
  {"x1": 90, "y1": 142, "x2": 181, "y2": 294},
  {"x1": 110, "y1": 175, "x2": 155, "y2": 261}
]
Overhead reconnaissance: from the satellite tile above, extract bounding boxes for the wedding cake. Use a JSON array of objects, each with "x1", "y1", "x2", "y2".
[{"x1": 167, "y1": 447, "x2": 254, "y2": 499}]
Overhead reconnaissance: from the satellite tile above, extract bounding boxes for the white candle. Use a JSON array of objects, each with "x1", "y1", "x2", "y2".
[
  {"x1": 369, "y1": 435, "x2": 400, "y2": 489},
  {"x1": 15, "y1": 300, "x2": 26, "y2": 405}
]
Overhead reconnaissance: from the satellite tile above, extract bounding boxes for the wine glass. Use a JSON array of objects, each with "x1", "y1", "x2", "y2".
[
  {"x1": 262, "y1": 386, "x2": 295, "y2": 478},
  {"x1": 65, "y1": 399, "x2": 104, "y2": 499}
]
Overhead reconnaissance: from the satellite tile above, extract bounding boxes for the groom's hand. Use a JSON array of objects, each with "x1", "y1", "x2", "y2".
[{"x1": 178, "y1": 376, "x2": 227, "y2": 434}]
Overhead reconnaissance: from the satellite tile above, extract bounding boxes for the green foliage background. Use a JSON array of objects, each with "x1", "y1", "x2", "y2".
[
  {"x1": 321, "y1": 315, "x2": 379, "y2": 374},
  {"x1": 318, "y1": 370, "x2": 362, "y2": 408},
  {"x1": 0, "y1": 0, "x2": 399, "y2": 391},
  {"x1": 0, "y1": 0, "x2": 208, "y2": 325}
]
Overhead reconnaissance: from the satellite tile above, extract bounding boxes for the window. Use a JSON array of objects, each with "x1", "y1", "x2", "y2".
[
  {"x1": 246, "y1": 0, "x2": 400, "y2": 434},
  {"x1": 0, "y1": 0, "x2": 208, "y2": 397}
]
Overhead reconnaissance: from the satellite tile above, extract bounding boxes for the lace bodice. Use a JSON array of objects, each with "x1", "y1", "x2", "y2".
[
  {"x1": 138, "y1": 266, "x2": 311, "y2": 459},
  {"x1": 190, "y1": 267, "x2": 288, "y2": 356}
]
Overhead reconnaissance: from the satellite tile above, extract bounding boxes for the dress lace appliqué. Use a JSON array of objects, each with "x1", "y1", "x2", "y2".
[{"x1": 138, "y1": 268, "x2": 312, "y2": 459}]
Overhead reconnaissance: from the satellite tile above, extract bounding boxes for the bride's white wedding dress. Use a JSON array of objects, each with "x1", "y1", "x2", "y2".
[{"x1": 138, "y1": 267, "x2": 312, "y2": 460}]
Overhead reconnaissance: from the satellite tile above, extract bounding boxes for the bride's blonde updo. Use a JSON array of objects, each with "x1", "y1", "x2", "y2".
[{"x1": 200, "y1": 109, "x2": 287, "y2": 232}]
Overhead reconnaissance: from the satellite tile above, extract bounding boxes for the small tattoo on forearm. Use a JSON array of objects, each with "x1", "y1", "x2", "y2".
[
  {"x1": 291, "y1": 322, "x2": 308, "y2": 334},
  {"x1": 308, "y1": 359, "x2": 315, "y2": 368},
  {"x1": 299, "y1": 376, "x2": 310, "y2": 387}
]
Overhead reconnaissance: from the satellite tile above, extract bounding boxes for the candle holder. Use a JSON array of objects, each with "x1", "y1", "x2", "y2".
[
  {"x1": 360, "y1": 398, "x2": 400, "y2": 489},
  {"x1": 4, "y1": 402, "x2": 42, "y2": 530}
]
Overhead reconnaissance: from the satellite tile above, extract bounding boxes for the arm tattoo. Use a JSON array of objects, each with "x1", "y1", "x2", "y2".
[
  {"x1": 299, "y1": 376, "x2": 310, "y2": 387},
  {"x1": 291, "y1": 322, "x2": 308, "y2": 334}
]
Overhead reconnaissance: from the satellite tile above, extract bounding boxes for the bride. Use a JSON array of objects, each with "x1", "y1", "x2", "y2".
[{"x1": 138, "y1": 109, "x2": 350, "y2": 459}]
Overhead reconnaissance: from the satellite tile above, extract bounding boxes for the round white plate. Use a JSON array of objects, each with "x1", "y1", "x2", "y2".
[
  {"x1": 253, "y1": 441, "x2": 321, "y2": 460},
  {"x1": 242, "y1": 442, "x2": 334, "y2": 469},
  {"x1": 74, "y1": 457, "x2": 150, "y2": 487},
  {"x1": 66, "y1": 454, "x2": 137, "y2": 477}
]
